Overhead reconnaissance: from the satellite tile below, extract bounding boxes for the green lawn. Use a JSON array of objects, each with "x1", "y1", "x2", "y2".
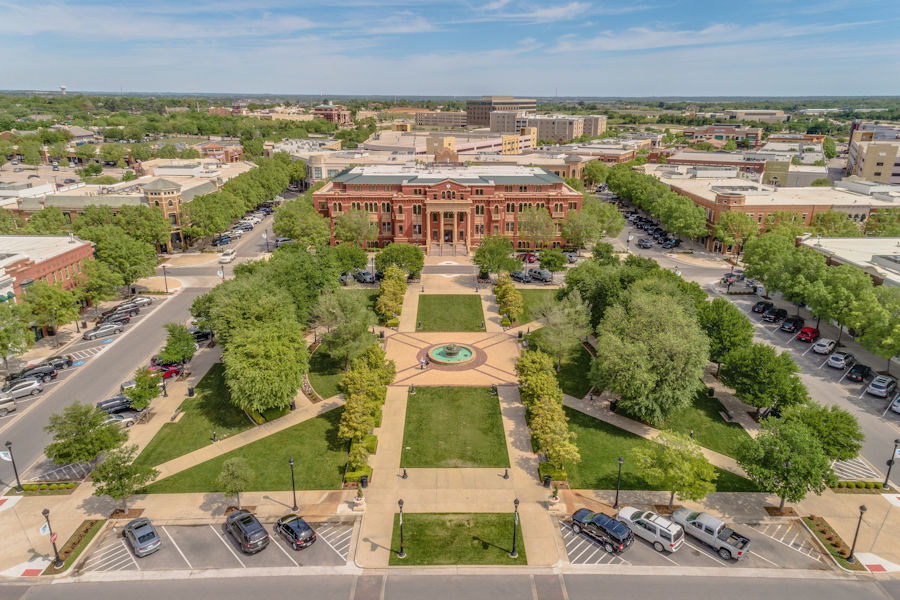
[
  {"x1": 416, "y1": 294, "x2": 484, "y2": 331},
  {"x1": 526, "y1": 329, "x2": 593, "y2": 399},
  {"x1": 564, "y1": 406, "x2": 758, "y2": 492},
  {"x1": 518, "y1": 289, "x2": 556, "y2": 324},
  {"x1": 388, "y1": 513, "x2": 526, "y2": 565},
  {"x1": 661, "y1": 391, "x2": 751, "y2": 458},
  {"x1": 307, "y1": 349, "x2": 345, "y2": 400},
  {"x1": 401, "y1": 387, "x2": 509, "y2": 468},
  {"x1": 144, "y1": 407, "x2": 348, "y2": 493},
  {"x1": 134, "y1": 364, "x2": 252, "y2": 468}
]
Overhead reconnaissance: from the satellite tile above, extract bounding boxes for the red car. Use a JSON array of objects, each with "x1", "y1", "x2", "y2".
[
  {"x1": 797, "y1": 327, "x2": 820, "y2": 342},
  {"x1": 520, "y1": 252, "x2": 537, "y2": 263},
  {"x1": 148, "y1": 364, "x2": 182, "y2": 379}
]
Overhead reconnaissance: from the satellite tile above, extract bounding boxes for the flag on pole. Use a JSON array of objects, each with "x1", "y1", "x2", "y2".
[
  {"x1": 0, "y1": 451, "x2": 11, "y2": 462},
  {"x1": 39, "y1": 523, "x2": 50, "y2": 536}
]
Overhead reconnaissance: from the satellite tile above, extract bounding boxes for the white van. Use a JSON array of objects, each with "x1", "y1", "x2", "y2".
[{"x1": 617, "y1": 507, "x2": 685, "y2": 553}]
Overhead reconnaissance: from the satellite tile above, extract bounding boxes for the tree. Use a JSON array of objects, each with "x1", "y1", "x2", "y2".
[
  {"x1": 563, "y1": 199, "x2": 624, "y2": 249},
  {"x1": 582, "y1": 161, "x2": 609, "y2": 186},
  {"x1": 272, "y1": 199, "x2": 331, "y2": 248},
  {"x1": 78, "y1": 162, "x2": 102, "y2": 177},
  {"x1": 741, "y1": 232, "x2": 795, "y2": 290},
  {"x1": 713, "y1": 211, "x2": 756, "y2": 256},
  {"x1": 123, "y1": 367, "x2": 161, "y2": 411},
  {"x1": 858, "y1": 286, "x2": 900, "y2": 373},
  {"x1": 334, "y1": 209, "x2": 377, "y2": 248},
  {"x1": 217, "y1": 457, "x2": 253, "y2": 509},
  {"x1": 73, "y1": 205, "x2": 116, "y2": 230},
  {"x1": 698, "y1": 297, "x2": 754, "y2": 375},
  {"x1": 534, "y1": 290, "x2": 591, "y2": 370},
  {"x1": 720, "y1": 342, "x2": 808, "y2": 417},
  {"x1": 222, "y1": 321, "x2": 307, "y2": 413},
  {"x1": 529, "y1": 399, "x2": 580, "y2": 469},
  {"x1": 374, "y1": 243, "x2": 425, "y2": 278},
  {"x1": 23, "y1": 207, "x2": 70, "y2": 235},
  {"x1": 807, "y1": 263, "x2": 875, "y2": 343},
  {"x1": 658, "y1": 194, "x2": 707, "y2": 246},
  {"x1": 822, "y1": 137, "x2": 836, "y2": 159},
  {"x1": 632, "y1": 431, "x2": 718, "y2": 509},
  {"x1": 77, "y1": 225, "x2": 157, "y2": 287},
  {"x1": 91, "y1": 445, "x2": 158, "y2": 511},
  {"x1": 764, "y1": 211, "x2": 806, "y2": 239},
  {"x1": 330, "y1": 243, "x2": 367, "y2": 273},
  {"x1": 494, "y1": 272, "x2": 524, "y2": 322},
  {"x1": 338, "y1": 393, "x2": 376, "y2": 442},
  {"x1": 314, "y1": 290, "x2": 375, "y2": 368},
  {"x1": 158, "y1": 322, "x2": 196, "y2": 365},
  {"x1": 591, "y1": 287, "x2": 709, "y2": 426},
  {"x1": 74, "y1": 259, "x2": 124, "y2": 309},
  {"x1": 99, "y1": 143, "x2": 125, "y2": 164},
  {"x1": 115, "y1": 205, "x2": 171, "y2": 247},
  {"x1": 375, "y1": 265, "x2": 406, "y2": 320},
  {"x1": 563, "y1": 260, "x2": 623, "y2": 327},
  {"x1": 812, "y1": 211, "x2": 861, "y2": 237},
  {"x1": 722, "y1": 139, "x2": 737, "y2": 151},
  {"x1": 473, "y1": 235, "x2": 518, "y2": 277},
  {"x1": 591, "y1": 242, "x2": 617, "y2": 266},
  {"x1": 0, "y1": 302, "x2": 34, "y2": 372},
  {"x1": 0, "y1": 209, "x2": 20, "y2": 233},
  {"x1": 736, "y1": 419, "x2": 834, "y2": 512},
  {"x1": 156, "y1": 143, "x2": 178, "y2": 159},
  {"x1": 772, "y1": 246, "x2": 827, "y2": 315},
  {"x1": 22, "y1": 282, "x2": 80, "y2": 344},
  {"x1": 865, "y1": 209, "x2": 900, "y2": 237},
  {"x1": 538, "y1": 248, "x2": 567, "y2": 273},
  {"x1": 517, "y1": 206, "x2": 555, "y2": 250},
  {"x1": 561, "y1": 210, "x2": 596, "y2": 250},
  {"x1": 44, "y1": 402, "x2": 127, "y2": 465},
  {"x1": 781, "y1": 403, "x2": 863, "y2": 462}
]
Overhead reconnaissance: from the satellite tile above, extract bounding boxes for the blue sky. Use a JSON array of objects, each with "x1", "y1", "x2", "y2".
[{"x1": 1, "y1": 0, "x2": 898, "y2": 96}]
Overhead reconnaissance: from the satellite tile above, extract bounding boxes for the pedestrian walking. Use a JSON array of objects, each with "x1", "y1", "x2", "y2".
[{"x1": 419, "y1": 358, "x2": 425, "y2": 370}]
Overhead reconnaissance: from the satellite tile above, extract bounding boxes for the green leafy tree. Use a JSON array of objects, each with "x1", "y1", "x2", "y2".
[
  {"x1": 858, "y1": 286, "x2": 900, "y2": 373},
  {"x1": 334, "y1": 209, "x2": 377, "y2": 248},
  {"x1": 206, "y1": 276, "x2": 297, "y2": 345},
  {"x1": 764, "y1": 211, "x2": 806, "y2": 239},
  {"x1": 722, "y1": 139, "x2": 737, "y2": 151},
  {"x1": 374, "y1": 243, "x2": 425, "y2": 278},
  {"x1": 99, "y1": 143, "x2": 125, "y2": 164},
  {"x1": 74, "y1": 259, "x2": 124, "y2": 308},
  {"x1": 772, "y1": 246, "x2": 828, "y2": 315},
  {"x1": 23, "y1": 207, "x2": 70, "y2": 235},
  {"x1": 658, "y1": 194, "x2": 707, "y2": 246},
  {"x1": 0, "y1": 302, "x2": 34, "y2": 371},
  {"x1": 217, "y1": 457, "x2": 253, "y2": 508},
  {"x1": 698, "y1": 297, "x2": 754, "y2": 375},
  {"x1": 720, "y1": 342, "x2": 808, "y2": 417},
  {"x1": 73, "y1": 205, "x2": 116, "y2": 231},
  {"x1": 516, "y1": 349, "x2": 556, "y2": 382},
  {"x1": 314, "y1": 290, "x2": 375, "y2": 368},
  {"x1": 375, "y1": 265, "x2": 406, "y2": 320},
  {"x1": 563, "y1": 260, "x2": 623, "y2": 327},
  {"x1": 43, "y1": 402, "x2": 127, "y2": 465},
  {"x1": 591, "y1": 242, "x2": 616, "y2": 265},
  {"x1": 736, "y1": 419, "x2": 834, "y2": 512},
  {"x1": 806, "y1": 264, "x2": 875, "y2": 343},
  {"x1": 183, "y1": 193, "x2": 233, "y2": 240},
  {"x1": 534, "y1": 290, "x2": 591, "y2": 370},
  {"x1": 74, "y1": 144, "x2": 97, "y2": 165},
  {"x1": 123, "y1": 367, "x2": 161, "y2": 411},
  {"x1": 77, "y1": 225, "x2": 157, "y2": 287},
  {"x1": 822, "y1": 137, "x2": 836, "y2": 159},
  {"x1": 518, "y1": 206, "x2": 555, "y2": 250},
  {"x1": 582, "y1": 161, "x2": 609, "y2": 186},
  {"x1": 156, "y1": 143, "x2": 178, "y2": 159},
  {"x1": 158, "y1": 322, "x2": 196, "y2": 365},
  {"x1": 811, "y1": 211, "x2": 861, "y2": 237},
  {"x1": 272, "y1": 199, "x2": 330, "y2": 248},
  {"x1": 331, "y1": 243, "x2": 367, "y2": 273},
  {"x1": 22, "y1": 282, "x2": 80, "y2": 343},
  {"x1": 115, "y1": 205, "x2": 171, "y2": 247},
  {"x1": 538, "y1": 248, "x2": 567, "y2": 272},
  {"x1": 713, "y1": 211, "x2": 756, "y2": 256},
  {"x1": 0, "y1": 209, "x2": 21, "y2": 233},
  {"x1": 473, "y1": 235, "x2": 518, "y2": 277},
  {"x1": 865, "y1": 209, "x2": 900, "y2": 237},
  {"x1": 338, "y1": 393, "x2": 376, "y2": 442},
  {"x1": 495, "y1": 272, "x2": 524, "y2": 322},
  {"x1": 742, "y1": 232, "x2": 795, "y2": 291},
  {"x1": 781, "y1": 403, "x2": 863, "y2": 462},
  {"x1": 632, "y1": 431, "x2": 718, "y2": 509},
  {"x1": 91, "y1": 444, "x2": 158, "y2": 511}
]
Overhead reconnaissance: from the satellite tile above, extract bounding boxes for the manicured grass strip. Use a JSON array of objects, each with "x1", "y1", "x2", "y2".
[
  {"x1": 564, "y1": 406, "x2": 758, "y2": 492},
  {"x1": 43, "y1": 519, "x2": 105, "y2": 575},
  {"x1": 802, "y1": 517, "x2": 867, "y2": 572},
  {"x1": 401, "y1": 387, "x2": 509, "y2": 468},
  {"x1": 416, "y1": 294, "x2": 484, "y2": 332},
  {"x1": 661, "y1": 391, "x2": 751, "y2": 459},
  {"x1": 388, "y1": 513, "x2": 526, "y2": 565},
  {"x1": 135, "y1": 363, "x2": 252, "y2": 468},
  {"x1": 527, "y1": 329, "x2": 593, "y2": 399},
  {"x1": 308, "y1": 348, "x2": 345, "y2": 400},
  {"x1": 518, "y1": 289, "x2": 556, "y2": 324},
  {"x1": 144, "y1": 408, "x2": 348, "y2": 493}
]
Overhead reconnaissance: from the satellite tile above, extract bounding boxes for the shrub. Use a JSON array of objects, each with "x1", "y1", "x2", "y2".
[
  {"x1": 67, "y1": 482, "x2": 76, "y2": 489},
  {"x1": 48, "y1": 483, "x2": 58, "y2": 491},
  {"x1": 867, "y1": 481, "x2": 877, "y2": 489},
  {"x1": 836, "y1": 481, "x2": 846, "y2": 488},
  {"x1": 501, "y1": 317, "x2": 511, "y2": 327},
  {"x1": 39, "y1": 483, "x2": 48, "y2": 490},
  {"x1": 539, "y1": 462, "x2": 568, "y2": 481},
  {"x1": 362, "y1": 434, "x2": 378, "y2": 454},
  {"x1": 344, "y1": 464, "x2": 372, "y2": 483},
  {"x1": 846, "y1": 481, "x2": 857, "y2": 489},
  {"x1": 24, "y1": 484, "x2": 37, "y2": 491},
  {"x1": 386, "y1": 317, "x2": 399, "y2": 328},
  {"x1": 246, "y1": 409, "x2": 265, "y2": 425},
  {"x1": 373, "y1": 406, "x2": 383, "y2": 428}
]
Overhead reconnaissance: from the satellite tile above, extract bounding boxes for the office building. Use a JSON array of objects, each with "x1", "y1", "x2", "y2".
[
  {"x1": 682, "y1": 125, "x2": 763, "y2": 147},
  {"x1": 312, "y1": 103, "x2": 352, "y2": 125},
  {"x1": 490, "y1": 112, "x2": 607, "y2": 143},
  {"x1": 466, "y1": 96, "x2": 536, "y2": 127},
  {"x1": 414, "y1": 111, "x2": 467, "y2": 127}
]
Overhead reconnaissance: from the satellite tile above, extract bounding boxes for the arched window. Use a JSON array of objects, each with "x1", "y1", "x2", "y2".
[
  {"x1": 397, "y1": 205, "x2": 403, "y2": 215},
  {"x1": 493, "y1": 205, "x2": 499, "y2": 215}
]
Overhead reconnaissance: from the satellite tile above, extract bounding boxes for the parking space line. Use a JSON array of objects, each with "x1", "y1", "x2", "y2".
[
  {"x1": 122, "y1": 540, "x2": 141, "y2": 570},
  {"x1": 770, "y1": 523, "x2": 786, "y2": 538},
  {"x1": 101, "y1": 556, "x2": 135, "y2": 571},
  {"x1": 685, "y1": 541, "x2": 727, "y2": 566},
  {"x1": 858, "y1": 388, "x2": 869, "y2": 400},
  {"x1": 269, "y1": 534, "x2": 300, "y2": 567},
  {"x1": 209, "y1": 525, "x2": 245, "y2": 568},
  {"x1": 567, "y1": 538, "x2": 589, "y2": 556},
  {"x1": 784, "y1": 530, "x2": 801, "y2": 547},
  {"x1": 750, "y1": 550, "x2": 779, "y2": 567},
  {"x1": 656, "y1": 548, "x2": 680, "y2": 565},
  {"x1": 315, "y1": 524, "x2": 351, "y2": 561},
  {"x1": 161, "y1": 526, "x2": 192, "y2": 570},
  {"x1": 581, "y1": 547, "x2": 601, "y2": 564},
  {"x1": 572, "y1": 541, "x2": 597, "y2": 562}
]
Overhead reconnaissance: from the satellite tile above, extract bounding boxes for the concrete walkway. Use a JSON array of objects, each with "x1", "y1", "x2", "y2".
[{"x1": 479, "y1": 288, "x2": 504, "y2": 333}]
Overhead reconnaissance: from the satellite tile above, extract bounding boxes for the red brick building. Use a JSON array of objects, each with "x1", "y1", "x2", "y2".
[
  {"x1": 0, "y1": 234, "x2": 94, "y2": 302},
  {"x1": 313, "y1": 165, "x2": 583, "y2": 254},
  {"x1": 196, "y1": 140, "x2": 244, "y2": 162},
  {"x1": 312, "y1": 104, "x2": 352, "y2": 125},
  {"x1": 682, "y1": 125, "x2": 763, "y2": 147}
]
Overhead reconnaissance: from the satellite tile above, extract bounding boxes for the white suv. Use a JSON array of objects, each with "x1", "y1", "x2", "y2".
[{"x1": 617, "y1": 507, "x2": 685, "y2": 553}]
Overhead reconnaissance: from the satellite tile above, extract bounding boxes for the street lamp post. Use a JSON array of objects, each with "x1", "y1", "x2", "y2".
[
  {"x1": 263, "y1": 230, "x2": 269, "y2": 252},
  {"x1": 162, "y1": 377, "x2": 168, "y2": 398},
  {"x1": 509, "y1": 498, "x2": 520, "y2": 558},
  {"x1": 5, "y1": 441, "x2": 23, "y2": 492},
  {"x1": 397, "y1": 499, "x2": 406, "y2": 559},
  {"x1": 883, "y1": 439, "x2": 900, "y2": 490},
  {"x1": 613, "y1": 456, "x2": 624, "y2": 509},
  {"x1": 848, "y1": 505, "x2": 867, "y2": 564},
  {"x1": 161, "y1": 264, "x2": 168, "y2": 294},
  {"x1": 42, "y1": 509, "x2": 63, "y2": 568},
  {"x1": 289, "y1": 458, "x2": 298, "y2": 511}
]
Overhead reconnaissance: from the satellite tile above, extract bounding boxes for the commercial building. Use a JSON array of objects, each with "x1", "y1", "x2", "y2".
[
  {"x1": 799, "y1": 236, "x2": 900, "y2": 287},
  {"x1": 312, "y1": 164, "x2": 581, "y2": 254},
  {"x1": 195, "y1": 140, "x2": 244, "y2": 162},
  {"x1": 312, "y1": 103, "x2": 352, "y2": 125},
  {"x1": 723, "y1": 109, "x2": 788, "y2": 123},
  {"x1": 489, "y1": 112, "x2": 607, "y2": 143},
  {"x1": 682, "y1": 125, "x2": 763, "y2": 147},
  {"x1": 361, "y1": 130, "x2": 534, "y2": 155},
  {"x1": 644, "y1": 164, "x2": 895, "y2": 253},
  {"x1": 49, "y1": 124, "x2": 96, "y2": 145},
  {"x1": 0, "y1": 234, "x2": 94, "y2": 303},
  {"x1": 666, "y1": 150, "x2": 768, "y2": 175},
  {"x1": 466, "y1": 96, "x2": 536, "y2": 127},
  {"x1": 414, "y1": 111, "x2": 467, "y2": 128},
  {"x1": 848, "y1": 140, "x2": 900, "y2": 185},
  {"x1": 538, "y1": 142, "x2": 636, "y2": 164}
]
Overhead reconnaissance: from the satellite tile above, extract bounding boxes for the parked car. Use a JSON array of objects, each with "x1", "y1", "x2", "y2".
[
  {"x1": 827, "y1": 352, "x2": 856, "y2": 370},
  {"x1": 274, "y1": 514, "x2": 317, "y2": 550},
  {"x1": 353, "y1": 270, "x2": 376, "y2": 284},
  {"x1": 128, "y1": 296, "x2": 153, "y2": 308},
  {"x1": 762, "y1": 308, "x2": 788, "y2": 323},
  {"x1": 123, "y1": 518, "x2": 162, "y2": 557},
  {"x1": 219, "y1": 249, "x2": 236, "y2": 263},
  {"x1": 510, "y1": 271, "x2": 532, "y2": 283},
  {"x1": 571, "y1": 509, "x2": 634, "y2": 554},
  {"x1": 0, "y1": 378, "x2": 43, "y2": 400},
  {"x1": 636, "y1": 238, "x2": 652, "y2": 249},
  {"x1": 28, "y1": 355, "x2": 73, "y2": 371},
  {"x1": 100, "y1": 304, "x2": 139, "y2": 319},
  {"x1": 846, "y1": 364, "x2": 873, "y2": 383},
  {"x1": 867, "y1": 375, "x2": 897, "y2": 398},
  {"x1": 211, "y1": 236, "x2": 232, "y2": 247},
  {"x1": 148, "y1": 364, "x2": 182, "y2": 379},
  {"x1": 96, "y1": 395, "x2": 134, "y2": 414},
  {"x1": 527, "y1": 268, "x2": 552, "y2": 283},
  {"x1": 565, "y1": 252, "x2": 578, "y2": 263},
  {"x1": 83, "y1": 322, "x2": 124, "y2": 341},
  {"x1": 0, "y1": 394, "x2": 17, "y2": 417},
  {"x1": 338, "y1": 272, "x2": 352, "y2": 286},
  {"x1": 616, "y1": 507, "x2": 685, "y2": 553},
  {"x1": 889, "y1": 394, "x2": 900, "y2": 415},
  {"x1": 812, "y1": 338, "x2": 836, "y2": 354},
  {"x1": 796, "y1": 327, "x2": 820, "y2": 342},
  {"x1": 671, "y1": 508, "x2": 750, "y2": 561},
  {"x1": 520, "y1": 252, "x2": 537, "y2": 263},
  {"x1": 274, "y1": 237, "x2": 293, "y2": 248},
  {"x1": 225, "y1": 509, "x2": 270, "y2": 554},
  {"x1": 190, "y1": 328, "x2": 213, "y2": 345},
  {"x1": 104, "y1": 409, "x2": 142, "y2": 428},
  {"x1": 240, "y1": 216, "x2": 262, "y2": 226},
  {"x1": 225, "y1": 229, "x2": 244, "y2": 239},
  {"x1": 752, "y1": 300, "x2": 774, "y2": 314},
  {"x1": 780, "y1": 317, "x2": 804, "y2": 333},
  {"x1": 99, "y1": 312, "x2": 131, "y2": 327},
  {"x1": 661, "y1": 239, "x2": 679, "y2": 249},
  {"x1": 233, "y1": 223, "x2": 253, "y2": 232},
  {"x1": 6, "y1": 365, "x2": 57, "y2": 384}
]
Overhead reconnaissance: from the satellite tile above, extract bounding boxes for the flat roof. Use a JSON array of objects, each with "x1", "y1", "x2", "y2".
[
  {"x1": 0, "y1": 234, "x2": 91, "y2": 262},
  {"x1": 801, "y1": 236, "x2": 900, "y2": 286},
  {"x1": 332, "y1": 164, "x2": 567, "y2": 186},
  {"x1": 668, "y1": 151, "x2": 766, "y2": 164}
]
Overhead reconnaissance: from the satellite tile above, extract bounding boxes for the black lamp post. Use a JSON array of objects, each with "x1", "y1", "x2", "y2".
[
  {"x1": 5, "y1": 441, "x2": 23, "y2": 492},
  {"x1": 162, "y1": 264, "x2": 168, "y2": 294},
  {"x1": 42, "y1": 509, "x2": 63, "y2": 568},
  {"x1": 264, "y1": 230, "x2": 270, "y2": 252},
  {"x1": 289, "y1": 458, "x2": 298, "y2": 511},
  {"x1": 848, "y1": 505, "x2": 867, "y2": 564},
  {"x1": 162, "y1": 377, "x2": 168, "y2": 397},
  {"x1": 509, "y1": 498, "x2": 520, "y2": 558},
  {"x1": 397, "y1": 499, "x2": 406, "y2": 559},
  {"x1": 613, "y1": 457, "x2": 624, "y2": 509},
  {"x1": 883, "y1": 439, "x2": 900, "y2": 490}
]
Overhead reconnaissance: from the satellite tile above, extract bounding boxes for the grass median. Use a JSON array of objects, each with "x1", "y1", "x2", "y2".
[
  {"x1": 416, "y1": 294, "x2": 484, "y2": 331},
  {"x1": 388, "y1": 513, "x2": 526, "y2": 565}
]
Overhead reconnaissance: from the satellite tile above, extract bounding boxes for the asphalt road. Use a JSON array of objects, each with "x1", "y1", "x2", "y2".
[{"x1": 1, "y1": 574, "x2": 895, "y2": 600}]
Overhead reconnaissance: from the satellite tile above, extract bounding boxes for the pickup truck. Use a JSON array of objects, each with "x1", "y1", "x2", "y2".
[{"x1": 671, "y1": 508, "x2": 750, "y2": 561}]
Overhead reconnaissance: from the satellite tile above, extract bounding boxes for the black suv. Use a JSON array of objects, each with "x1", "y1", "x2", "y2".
[
  {"x1": 5, "y1": 365, "x2": 57, "y2": 385},
  {"x1": 29, "y1": 355, "x2": 73, "y2": 371},
  {"x1": 752, "y1": 300, "x2": 773, "y2": 313},
  {"x1": 100, "y1": 304, "x2": 139, "y2": 319},
  {"x1": 274, "y1": 514, "x2": 317, "y2": 550},
  {"x1": 96, "y1": 395, "x2": 134, "y2": 415},
  {"x1": 762, "y1": 307, "x2": 788, "y2": 323},
  {"x1": 226, "y1": 510, "x2": 269, "y2": 554},
  {"x1": 780, "y1": 316, "x2": 804, "y2": 333},
  {"x1": 571, "y1": 508, "x2": 634, "y2": 553}
]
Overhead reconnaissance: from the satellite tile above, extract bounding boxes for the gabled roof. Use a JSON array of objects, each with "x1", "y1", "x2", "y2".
[{"x1": 141, "y1": 178, "x2": 181, "y2": 191}]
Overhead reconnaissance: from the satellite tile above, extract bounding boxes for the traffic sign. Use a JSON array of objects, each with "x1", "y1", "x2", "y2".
[{"x1": 0, "y1": 452, "x2": 10, "y2": 462}]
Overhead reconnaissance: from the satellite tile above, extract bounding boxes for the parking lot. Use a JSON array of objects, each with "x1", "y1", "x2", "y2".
[
  {"x1": 559, "y1": 517, "x2": 829, "y2": 570},
  {"x1": 78, "y1": 520, "x2": 355, "y2": 573}
]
